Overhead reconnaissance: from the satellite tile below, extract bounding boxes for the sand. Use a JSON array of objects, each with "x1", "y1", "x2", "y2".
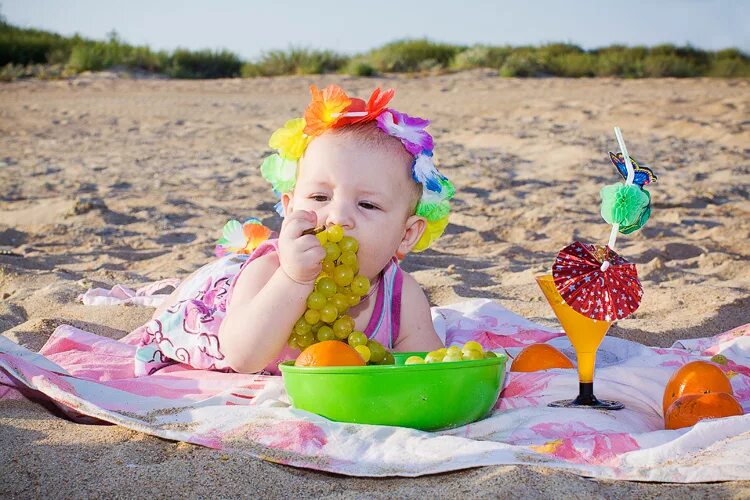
[{"x1": 1, "y1": 72, "x2": 749, "y2": 497}]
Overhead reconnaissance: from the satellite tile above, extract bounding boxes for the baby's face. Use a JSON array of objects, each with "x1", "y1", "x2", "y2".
[{"x1": 286, "y1": 133, "x2": 419, "y2": 280}]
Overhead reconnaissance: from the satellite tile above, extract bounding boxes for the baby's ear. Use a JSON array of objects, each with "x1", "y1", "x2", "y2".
[
  {"x1": 281, "y1": 193, "x2": 294, "y2": 216},
  {"x1": 398, "y1": 215, "x2": 427, "y2": 257}
]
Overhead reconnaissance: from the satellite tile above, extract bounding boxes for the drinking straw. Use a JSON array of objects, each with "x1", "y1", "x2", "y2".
[{"x1": 601, "y1": 127, "x2": 635, "y2": 271}]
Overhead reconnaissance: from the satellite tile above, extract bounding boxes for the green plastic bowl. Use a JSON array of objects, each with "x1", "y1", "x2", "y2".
[{"x1": 279, "y1": 352, "x2": 507, "y2": 431}]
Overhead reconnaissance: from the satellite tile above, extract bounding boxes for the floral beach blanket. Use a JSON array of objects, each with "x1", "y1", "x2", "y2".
[{"x1": 1, "y1": 287, "x2": 750, "y2": 482}]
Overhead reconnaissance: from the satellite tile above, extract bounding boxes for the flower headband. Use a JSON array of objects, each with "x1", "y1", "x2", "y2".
[{"x1": 260, "y1": 84, "x2": 454, "y2": 252}]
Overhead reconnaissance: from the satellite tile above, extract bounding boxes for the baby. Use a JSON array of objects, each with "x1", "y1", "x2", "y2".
[{"x1": 135, "y1": 84, "x2": 454, "y2": 375}]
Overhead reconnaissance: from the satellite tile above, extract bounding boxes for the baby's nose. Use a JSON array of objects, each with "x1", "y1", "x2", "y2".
[{"x1": 325, "y1": 203, "x2": 355, "y2": 230}]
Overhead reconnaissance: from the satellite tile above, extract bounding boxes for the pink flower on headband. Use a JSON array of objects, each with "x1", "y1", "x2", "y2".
[{"x1": 376, "y1": 109, "x2": 433, "y2": 155}]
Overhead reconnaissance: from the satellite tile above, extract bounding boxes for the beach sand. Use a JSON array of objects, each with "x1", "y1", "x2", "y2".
[{"x1": 1, "y1": 72, "x2": 749, "y2": 497}]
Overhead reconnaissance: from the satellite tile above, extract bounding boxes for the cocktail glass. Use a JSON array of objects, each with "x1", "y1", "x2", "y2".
[{"x1": 536, "y1": 275, "x2": 624, "y2": 410}]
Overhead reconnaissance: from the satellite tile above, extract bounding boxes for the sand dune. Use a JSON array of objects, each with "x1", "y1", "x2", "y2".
[{"x1": 1, "y1": 72, "x2": 749, "y2": 496}]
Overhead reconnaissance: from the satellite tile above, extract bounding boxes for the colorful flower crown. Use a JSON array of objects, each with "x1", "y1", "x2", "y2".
[{"x1": 259, "y1": 84, "x2": 454, "y2": 253}]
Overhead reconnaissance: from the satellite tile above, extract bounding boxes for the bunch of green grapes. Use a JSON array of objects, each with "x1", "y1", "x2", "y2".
[
  {"x1": 288, "y1": 224, "x2": 394, "y2": 365},
  {"x1": 404, "y1": 341, "x2": 497, "y2": 365}
]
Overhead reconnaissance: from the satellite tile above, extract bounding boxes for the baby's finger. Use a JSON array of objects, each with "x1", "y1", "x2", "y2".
[
  {"x1": 296, "y1": 234, "x2": 324, "y2": 251},
  {"x1": 282, "y1": 215, "x2": 316, "y2": 239}
]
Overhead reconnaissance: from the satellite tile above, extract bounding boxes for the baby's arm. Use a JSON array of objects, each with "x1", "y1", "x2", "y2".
[
  {"x1": 393, "y1": 273, "x2": 444, "y2": 352},
  {"x1": 219, "y1": 210, "x2": 325, "y2": 373}
]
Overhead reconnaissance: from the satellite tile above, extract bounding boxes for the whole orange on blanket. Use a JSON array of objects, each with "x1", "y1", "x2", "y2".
[
  {"x1": 662, "y1": 360, "x2": 733, "y2": 415},
  {"x1": 510, "y1": 343, "x2": 574, "y2": 372},
  {"x1": 665, "y1": 392, "x2": 743, "y2": 430},
  {"x1": 295, "y1": 340, "x2": 366, "y2": 367}
]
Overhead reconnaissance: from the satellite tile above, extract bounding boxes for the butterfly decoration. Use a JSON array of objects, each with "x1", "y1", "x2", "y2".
[
  {"x1": 602, "y1": 152, "x2": 658, "y2": 235},
  {"x1": 609, "y1": 152, "x2": 657, "y2": 188}
]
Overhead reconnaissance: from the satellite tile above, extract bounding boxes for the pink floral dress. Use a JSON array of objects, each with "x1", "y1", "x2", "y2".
[{"x1": 134, "y1": 239, "x2": 403, "y2": 376}]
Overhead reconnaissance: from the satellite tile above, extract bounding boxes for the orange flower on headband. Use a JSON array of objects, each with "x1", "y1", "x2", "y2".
[
  {"x1": 335, "y1": 87, "x2": 395, "y2": 126},
  {"x1": 303, "y1": 85, "x2": 352, "y2": 136}
]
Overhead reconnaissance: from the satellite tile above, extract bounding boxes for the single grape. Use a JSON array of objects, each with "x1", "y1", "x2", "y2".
[
  {"x1": 287, "y1": 337, "x2": 300, "y2": 349},
  {"x1": 330, "y1": 294, "x2": 350, "y2": 315},
  {"x1": 338, "y1": 235, "x2": 358, "y2": 253},
  {"x1": 304, "y1": 309, "x2": 321, "y2": 325},
  {"x1": 326, "y1": 225, "x2": 344, "y2": 243},
  {"x1": 293, "y1": 318, "x2": 311, "y2": 335},
  {"x1": 333, "y1": 265, "x2": 354, "y2": 287},
  {"x1": 297, "y1": 333, "x2": 315, "y2": 348},
  {"x1": 354, "y1": 345, "x2": 371, "y2": 363},
  {"x1": 367, "y1": 340, "x2": 386, "y2": 363},
  {"x1": 323, "y1": 242, "x2": 341, "y2": 262},
  {"x1": 333, "y1": 317, "x2": 354, "y2": 339},
  {"x1": 347, "y1": 293, "x2": 361, "y2": 307},
  {"x1": 306, "y1": 291, "x2": 326, "y2": 310},
  {"x1": 316, "y1": 326, "x2": 335, "y2": 342},
  {"x1": 350, "y1": 275, "x2": 370, "y2": 296},
  {"x1": 405, "y1": 356, "x2": 425, "y2": 365},
  {"x1": 339, "y1": 251, "x2": 358, "y2": 268},
  {"x1": 462, "y1": 341, "x2": 484, "y2": 353},
  {"x1": 444, "y1": 352, "x2": 463, "y2": 362},
  {"x1": 319, "y1": 304, "x2": 338, "y2": 323},
  {"x1": 446, "y1": 346, "x2": 462, "y2": 357},
  {"x1": 321, "y1": 260, "x2": 335, "y2": 276},
  {"x1": 462, "y1": 349, "x2": 483, "y2": 361},
  {"x1": 316, "y1": 230, "x2": 328, "y2": 245},
  {"x1": 424, "y1": 351, "x2": 444, "y2": 364},
  {"x1": 315, "y1": 277, "x2": 337, "y2": 297},
  {"x1": 348, "y1": 331, "x2": 368, "y2": 347},
  {"x1": 382, "y1": 352, "x2": 395, "y2": 365},
  {"x1": 484, "y1": 351, "x2": 498, "y2": 359}
]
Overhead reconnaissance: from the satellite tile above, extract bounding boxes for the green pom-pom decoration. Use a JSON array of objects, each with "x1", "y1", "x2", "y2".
[
  {"x1": 619, "y1": 190, "x2": 651, "y2": 234},
  {"x1": 439, "y1": 178, "x2": 456, "y2": 200},
  {"x1": 260, "y1": 154, "x2": 297, "y2": 194},
  {"x1": 416, "y1": 199, "x2": 450, "y2": 221},
  {"x1": 600, "y1": 183, "x2": 650, "y2": 227}
]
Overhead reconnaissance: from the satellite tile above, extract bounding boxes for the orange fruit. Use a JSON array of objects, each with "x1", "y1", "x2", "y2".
[
  {"x1": 662, "y1": 360, "x2": 733, "y2": 415},
  {"x1": 510, "y1": 343, "x2": 574, "y2": 372},
  {"x1": 665, "y1": 392, "x2": 743, "y2": 430},
  {"x1": 294, "y1": 340, "x2": 366, "y2": 367}
]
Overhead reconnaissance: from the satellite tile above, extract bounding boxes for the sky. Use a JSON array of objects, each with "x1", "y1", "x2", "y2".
[{"x1": 3, "y1": 0, "x2": 748, "y2": 59}]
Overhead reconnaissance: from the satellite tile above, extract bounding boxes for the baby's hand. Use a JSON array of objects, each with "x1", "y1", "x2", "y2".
[{"x1": 278, "y1": 210, "x2": 326, "y2": 285}]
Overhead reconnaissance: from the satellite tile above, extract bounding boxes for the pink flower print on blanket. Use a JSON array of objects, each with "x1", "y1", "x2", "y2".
[
  {"x1": 496, "y1": 372, "x2": 556, "y2": 410},
  {"x1": 231, "y1": 420, "x2": 328, "y2": 456},
  {"x1": 526, "y1": 422, "x2": 640, "y2": 465},
  {"x1": 454, "y1": 328, "x2": 564, "y2": 350}
]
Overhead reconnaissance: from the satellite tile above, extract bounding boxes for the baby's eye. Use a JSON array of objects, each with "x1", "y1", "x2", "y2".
[
  {"x1": 310, "y1": 195, "x2": 328, "y2": 202},
  {"x1": 359, "y1": 201, "x2": 379, "y2": 210}
]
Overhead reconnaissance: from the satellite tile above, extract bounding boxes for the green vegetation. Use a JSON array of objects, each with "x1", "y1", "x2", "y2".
[{"x1": 1, "y1": 15, "x2": 748, "y2": 81}]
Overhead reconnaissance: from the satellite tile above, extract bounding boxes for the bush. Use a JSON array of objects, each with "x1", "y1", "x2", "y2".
[
  {"x1": 708, "y1": 48, "x2": 750, "y2": 77},
  {"x1": 642, "y1": 54, "x2": 698, "y2": 77},
  {"x1": 249, "y1": 48, "x2": 347, "y2": 76},
  {"x1": 360, "y1": 39, "x2": 461, "y2": 72},
  {"x1": 0, "y1": 22, "x2": 74, "y2": 66},
  {"x1": 499, "y1": 50, "x2": 545, "y2": 77},
  {"x1": 65, "y1": 35, "x2": 166, "y2": 73},
  {"x1": 343, "y1": 59, "x2": 376, "y2": 77},
  {"x1": 548, "y1": 52, "x2": 596, "y2": 77},
  {"x1": 166, "y1": 48, "x2": 241, "y2": 79},
  {"x1": 593, "y1": 45, "x2": 647, "y2": 77},
  {"x1": 451, "y1": 45, "x2": 512, "y2": 70}
]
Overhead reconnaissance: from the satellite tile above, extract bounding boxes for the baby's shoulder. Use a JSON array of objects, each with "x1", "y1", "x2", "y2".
[{"x1": 397, "y1": 268, "x2": 422, "y2": 291}]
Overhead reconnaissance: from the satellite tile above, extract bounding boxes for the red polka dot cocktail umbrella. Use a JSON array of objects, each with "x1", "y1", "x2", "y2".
[{"x1": 552, "y1": 241, "x2": 642, "y2": 322}]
